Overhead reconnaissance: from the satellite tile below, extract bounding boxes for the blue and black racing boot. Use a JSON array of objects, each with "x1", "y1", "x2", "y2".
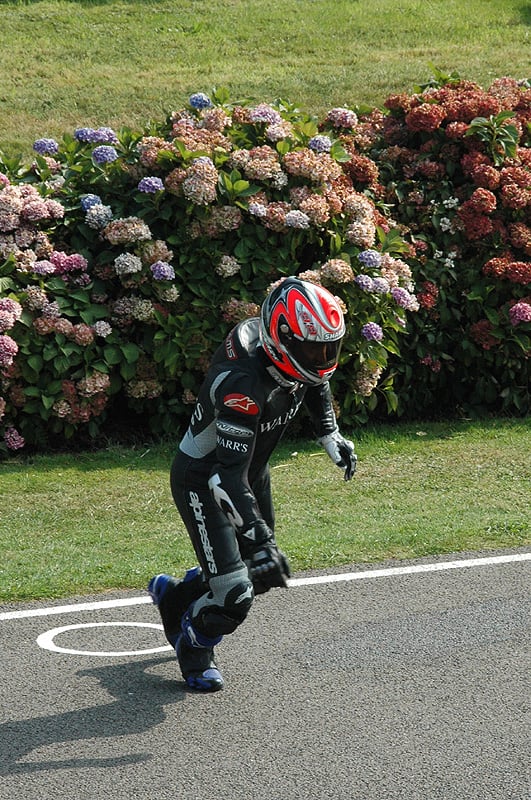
[
  {"x1": 147, "y1": 568, "x2": 205, "y2": 647},
  {"x1": 176, "y1": 609, "x2": 224, "y2": 692}
]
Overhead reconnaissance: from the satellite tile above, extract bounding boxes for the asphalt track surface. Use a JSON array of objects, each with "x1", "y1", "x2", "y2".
[{"x1": 1, "y1": 549, "x2": 529, "y2": 800}]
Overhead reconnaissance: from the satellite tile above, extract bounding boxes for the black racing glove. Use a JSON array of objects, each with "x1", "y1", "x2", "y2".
[
  {"x1": 248, "y1": 542, "x2": 291, "y2": 595},
  {"x1": 318, "y1": 429, "x2": 357, "y2": 481},
  {"x1": 239, "y1": 521, "x2": 291, "y2": 594}
]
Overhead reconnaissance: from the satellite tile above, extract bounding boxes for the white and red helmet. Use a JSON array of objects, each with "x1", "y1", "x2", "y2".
[{"x1": 259, "y1": 277, "x2": 345, "y2": 385}]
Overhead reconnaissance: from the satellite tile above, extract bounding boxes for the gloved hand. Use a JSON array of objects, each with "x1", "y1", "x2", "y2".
[
  {"x1": 246, "y1": 542, "x2": 291, "y2": 594},
  {"x1": 238, "y1": 520, "x2": 291, "y2": 593},
  {"x1": 319, "y1": 429, "x2": 357, "y2": 481}
]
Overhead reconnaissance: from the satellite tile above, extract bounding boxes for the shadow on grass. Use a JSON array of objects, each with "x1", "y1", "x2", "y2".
[
  {"x1": 2, "y1": 416, "x2": 529, "y2": 474},
  {"x1": 355, "y1": 415, "x2": 531, "y2": 445},
  {"x1": 518, "y1": 2, "x2": 531, "y2": 25},
  {"x1": 0, "y1": 438, "x2": 175, "y2": 473}
]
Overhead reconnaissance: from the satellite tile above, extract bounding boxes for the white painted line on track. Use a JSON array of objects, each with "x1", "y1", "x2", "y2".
[
  {"x1": 1, "y1": 551, "x2": 529, "y2": 622},
  {"x1": 0, "y1": 593, "x2": 153, "y2": 622},
  {"x1": 36, "y1": 621, "x2": 173, "y2": 657},
  {"x1": 287, "y1": 552, "x2": 531, "y2": 586}
]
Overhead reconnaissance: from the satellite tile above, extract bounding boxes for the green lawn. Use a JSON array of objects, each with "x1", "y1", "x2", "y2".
[
  {"x1": 1, "y1": 0, "x2": 529, "y2": 157},
  {"x1": 1, "y1": 0, "x2": 530, "y2": 604},
  {"x1": 1, "y1": 418, "x2": 529, "y2": 602}
]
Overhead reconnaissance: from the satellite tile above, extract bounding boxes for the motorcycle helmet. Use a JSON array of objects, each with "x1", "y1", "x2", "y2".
[{"x1": 259, "y1": 276, "x2": 345, "y2": 385}]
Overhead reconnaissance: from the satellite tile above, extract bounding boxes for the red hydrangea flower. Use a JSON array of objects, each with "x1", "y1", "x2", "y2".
[
  {"x1": 417, "y1": 281, "x2": 439, "y2": 310},
  {"x1": 467, "y1": 188, "x2": 497, "y2": 214},
  {"x1": 405, "y1": 103, "x2": 446, "y2": 132},
  {"x1": 482, "y1": 255, "x2": 512, "y2": 279},
  {"x1": 508, "y1": 222, "x2": 531, "y2": 256},
  {"x1": 505, "y1": 261, "x2": 531, "y2": 284},
  {"x1": 458, "y1": 208, "x2": 494, "y2": 240},
  {"x1": 470, "y1": 319, "x2": 498, "y2": 350},
  {"x1": 470, "y1": 164, "x2": 501, "y2": 190}
]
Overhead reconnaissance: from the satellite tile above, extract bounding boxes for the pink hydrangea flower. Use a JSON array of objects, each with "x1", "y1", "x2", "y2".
[
  {"x1": 0, "y1": 334, "x2": 18, "y2": 366},
  {"x1": 0, "y1": 298, "x2": 22, "y2": 327},
  {"x1": 4, "y1": 426, "x2": 25, "y2": 450},
  {"x1": 509, "y1": 301, "x2": 531, "y2": 326},
  {"x1": 326, "y1": 107, "x2": 358, "y2": 128}
]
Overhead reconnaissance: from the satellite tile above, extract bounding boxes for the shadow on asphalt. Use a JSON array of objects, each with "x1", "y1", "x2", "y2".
[{"x1": 2, "y1": 656, "x2": 184, "y2": 775}]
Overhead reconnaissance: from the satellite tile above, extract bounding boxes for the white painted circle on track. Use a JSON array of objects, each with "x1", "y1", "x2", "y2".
[{"x1": 36, "y1": 621, "x2": 173, "y2": 657}]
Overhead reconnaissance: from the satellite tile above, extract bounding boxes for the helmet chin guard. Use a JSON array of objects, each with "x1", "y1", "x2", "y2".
[{"x1": 259, "y1": 277, "x2": 345, "y2": 385}]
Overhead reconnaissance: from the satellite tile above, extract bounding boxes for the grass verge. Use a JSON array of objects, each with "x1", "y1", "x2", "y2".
[
  {"x1": 1, "y1": 0, "x2": 530, "y2": 157},
  {"x1": 1, "y1": 417, "x2": 529, "y2": 603}
]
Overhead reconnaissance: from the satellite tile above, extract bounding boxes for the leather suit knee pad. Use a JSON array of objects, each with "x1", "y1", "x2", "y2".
[{"x1": 191, "y1": 569, "x2": 254, "y2": 638}]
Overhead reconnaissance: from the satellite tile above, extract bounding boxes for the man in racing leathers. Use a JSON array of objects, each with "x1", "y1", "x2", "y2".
[{"x1": 148, "y1": 277, "x2": 357, "y2": 691}]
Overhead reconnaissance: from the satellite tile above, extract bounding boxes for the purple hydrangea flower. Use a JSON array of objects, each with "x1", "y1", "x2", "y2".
[
  {"x1": 248, "y1": 202, "x2": 267, "y2": 217},
  {"x1": 285, "y1": 210, "x2": 311, "y2": 229},
  {"x1": 189, "y1": 92, "x2": 213, "y2": 110},
  {"x1": 391, "y1": 287, "x2": 409, "y2": 306},
  {"x1": 32, "y1": 260, "x2": 56, "y2": 276},
  {"x1": 74, "y1": 127, "x2": 95, "y2": 142},
  {"x1": 75, "y1": 126, "x2": 118, "y2": 144},
  {"x1": 42, "y1": 300, "x2": 61, "y2": 318},
  {"x1": 92, "y1": 146, "x2": 119, "y2": 165},
  {"x1": 91, "y1": 127, "x2": 118, "y2": 144},
  {"x1": 361, "y1": 322, "x2": 384, "y2": 342},
  {"x1": 326, "y1": 107, "x2": 358, "y2": 128},
  {"x1": 355, "y1": 274, "x2": 375, "y2": 291},
  {"x1": 391, "y1": 286, "x2": 417, "y2": 310},
  {"x1": 372, "y1": 277, "x2": 390, "y2": 294},
  {"x1": 80, "y1": 193, "x2": 102, "y2": 211},
  {"x1": 33, "y1": 138, "x2": 60, "y2": 156},
  {"x1": 0, "y1": 334, "x2": 18, "y2": 367},
  {"x1": 138, "y1": 176, "x2": 164, "y2": 193},
  {"x1": 358, "y1": 249, "x2": 382, "y2": 268},
  {"x1": 248, "y1": 104, "x2": 282, "y2": 125},
  {"x1": 308, "y1": 135, "x2": 332, "y2": 153},
  {"x1": 150, "y1": 260, "x2": 175, "y2": 281},
  {"x1": 0, "y1": 298, "x2": 22, "y2": 319}
]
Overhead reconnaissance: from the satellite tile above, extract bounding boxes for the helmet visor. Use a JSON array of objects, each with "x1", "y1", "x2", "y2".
[{"x1": 289, "y1": 337, "x2": 342, "y2": 373}]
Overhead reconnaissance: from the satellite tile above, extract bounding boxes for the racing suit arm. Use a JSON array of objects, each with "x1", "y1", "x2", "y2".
[
  {"x1": 303, "y1": 381, "x2": 338, "y2": 438},
  {"x1": 207, "y1": 410, "x2": 272, "y2": 549},
  {"x1": 304, "y1": 382, "x2": 357, "y2": 480},
  {"x1": 207, "y1": 410, "x2": 290, "y2": 591}
]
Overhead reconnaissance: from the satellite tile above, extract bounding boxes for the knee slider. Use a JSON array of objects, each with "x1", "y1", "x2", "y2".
[
  {"x1": 223, "y1": 577, "x2": 254, "y2": 622},
  {"x1": 191, "y1": 570, "x2": 254, "y2": 638}
]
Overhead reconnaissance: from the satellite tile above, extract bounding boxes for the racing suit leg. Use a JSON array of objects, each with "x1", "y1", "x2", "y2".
[{"x1": 170, "y1": 451, "x2": 254, "y2": 642}]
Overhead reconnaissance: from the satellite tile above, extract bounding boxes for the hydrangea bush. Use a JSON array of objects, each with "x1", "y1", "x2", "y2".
[
  {"x1": 0, "y1": 89, "x2": 418, "y2": 454},
  {"x1": 371, "y1": 70, "x2": 531, "y2": 416},
  {"x1": 1, "y1": 73, "x2": 529, "y2": 455}
]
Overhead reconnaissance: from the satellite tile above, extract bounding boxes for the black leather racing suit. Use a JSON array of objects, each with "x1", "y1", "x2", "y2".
[{"x1": 169, "y1": 316, "x2": 339, "y2": 639}]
